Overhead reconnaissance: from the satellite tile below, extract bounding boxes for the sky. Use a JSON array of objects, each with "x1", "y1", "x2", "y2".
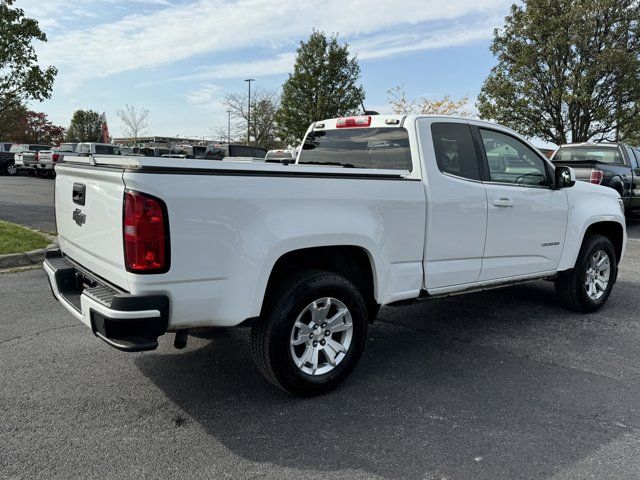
[{"x1": 18, "y1": 0, "x2": 517, "y2": 142}]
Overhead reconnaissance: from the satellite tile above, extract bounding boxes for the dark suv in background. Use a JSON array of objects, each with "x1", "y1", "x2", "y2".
[
  {"x1": 0, "y1": 142, "x2": 17, "y2": 175},
  {"x1": 551, "y1": 142, "x2": 640, "y2": 217}
]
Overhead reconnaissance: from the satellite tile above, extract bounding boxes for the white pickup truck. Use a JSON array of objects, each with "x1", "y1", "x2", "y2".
[{"x1": 45, "y1": 115, "x2": 626, "y2": 395}]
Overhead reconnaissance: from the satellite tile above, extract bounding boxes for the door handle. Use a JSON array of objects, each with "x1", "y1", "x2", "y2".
[{"x1": 492, "y1": 198, "x2": 514, "y2": 207}]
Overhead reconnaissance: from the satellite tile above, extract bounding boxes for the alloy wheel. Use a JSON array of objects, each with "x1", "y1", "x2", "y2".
[
  {"x1": 289, "y1": 297, "x2": 353, "y2": 376},
  {"x1": 585, "y1": 249, "x2": 611, "y2": 301}
]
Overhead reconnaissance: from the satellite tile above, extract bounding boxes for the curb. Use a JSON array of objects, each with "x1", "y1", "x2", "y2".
[{"x1": 0, "y1": 237, "x2": 57, "y2": 270}]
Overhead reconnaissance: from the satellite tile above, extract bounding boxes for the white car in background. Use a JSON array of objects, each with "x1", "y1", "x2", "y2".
[{"x1": 38, "y1": 143, "x2": 78, "y2": 178}]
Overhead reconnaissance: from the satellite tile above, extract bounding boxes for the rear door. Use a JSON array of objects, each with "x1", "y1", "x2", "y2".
[
  {"x1": 55, "y1": 163, "x2": 129, "y2": 290},
  {"x1": 418, "y1": 119, "x2": 488, "y2": 290},
  {"x1": 475, "y1": 126, "x2": 568, "y2": 280}
]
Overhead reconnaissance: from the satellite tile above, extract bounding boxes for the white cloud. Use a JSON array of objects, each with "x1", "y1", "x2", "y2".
[
  {"x1": 184, "y1": 83, "x2": 222, "y2": 106},
  {"x1": 33, "y1": 0, "x2": 511, "y2": 91}
]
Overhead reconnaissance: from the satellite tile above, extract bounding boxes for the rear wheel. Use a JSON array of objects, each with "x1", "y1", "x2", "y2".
[
  {"x1": 556, "y1": 234, "x2": 617, "y2": 312},
  {"x1": 251, "y1": 270, "x2": 368, "y2": 396},
  {"x1": 6, "y1": 164, "x2": 17, "y2": 176}
]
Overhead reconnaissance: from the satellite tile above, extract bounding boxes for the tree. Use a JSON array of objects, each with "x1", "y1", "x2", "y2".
[
  {"x1": 66, "y1": 109, "x2": 102, "y2": 143},
  {"x1": 388, "y1": 85, "x2": 470, "y2": 116},
  {"x1": 0, "y1": 101, "x2": 26, "y2": 140},
  {"x1": 0, "y1": 0, "x2": 57, "y2": 115},
  {"x1": 477, "y1": 0, "x2": 640, "y2": 144},
  {"x1": 221, "y1": 87, "x2": 281, "y2": 150},
  {"x1": 11, "y1": 110, "x2": 64, "y2": 144},
  {"x1": 116, "y1": 104, "x2": 149, "y2": 145},
  {"x1": 277, "y1": 30, "x2": 365, "y2": 144}
]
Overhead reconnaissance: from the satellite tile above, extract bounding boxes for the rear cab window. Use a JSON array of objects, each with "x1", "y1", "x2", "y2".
[
  {"x1": 94, "y1": 145, "x2": 120, "y2": 155},
  {"x1": 552, "y1": 146, "x2": 625, "y2": 165},
  {"x1": 298, "y1": 127, "x2": 412, "y2": 171},
  {"x1": 230, "y1": 146, "x2": 253, "y2": 157},
  {"x1": 58, "y1": 144, "x2": 76, "y2": 153}
]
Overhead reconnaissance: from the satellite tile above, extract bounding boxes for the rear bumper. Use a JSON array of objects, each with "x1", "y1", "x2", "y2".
[{"x1": 44, "y1": 249, "x2": 169, "y2": 352}]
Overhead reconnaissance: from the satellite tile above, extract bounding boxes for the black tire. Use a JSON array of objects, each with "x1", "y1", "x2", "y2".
[
  {"x1": 555, "y1": 234, "x2": 617, "y2": 313},
  {"x1": 6, "y1": 163, "x2": 17, "y2": 176},
  {"x1": 28, "y1": 169, "x2": 36, "y2": 177},
  {"x1": 251, "y1": 269, "x2": 368, "y2": 396}
]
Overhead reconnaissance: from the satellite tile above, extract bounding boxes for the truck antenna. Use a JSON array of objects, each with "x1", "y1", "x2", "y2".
[{"x1": 353, "y1": 87, "x2": 379, "y2": 116}]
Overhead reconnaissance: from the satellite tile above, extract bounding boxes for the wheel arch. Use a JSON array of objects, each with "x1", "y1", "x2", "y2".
[
  {"x1": 259, "y1": 245, "x2": 380, "y2": 322},
  {"x1": 583, "y1": 221, "x2": 624, "y2": 265}
]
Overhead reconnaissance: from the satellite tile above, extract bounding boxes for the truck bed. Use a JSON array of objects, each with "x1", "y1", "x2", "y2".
[{"x1": 54, "y1": 155, "x2": 423, "y2": 330}]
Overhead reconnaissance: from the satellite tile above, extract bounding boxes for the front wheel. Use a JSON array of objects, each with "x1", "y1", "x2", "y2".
[
  {"x1": 6, "y1": 163, "x2": 17, "y2": 176},
  {"x1": 251, "y1": 270, "x2": 368, "y2": 396},
  {"x1": 555, "y1": 234, "x2": 617, "y2": 313}
]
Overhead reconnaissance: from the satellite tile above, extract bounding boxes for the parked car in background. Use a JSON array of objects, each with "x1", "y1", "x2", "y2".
[
  {"x1": 265, "y1": 149, "x2": 297, "y2": 163},
  {"x1": 0, "y1": 142, "x2": 18, "y2": 175},
  {"x1": 139, "y1": 147, "x2": 171, "y2": 157},
  {"x1": 45, "y1": 114, "x2": 626, "y2": 396},
  {"x1": 203, "y1": 143, "x2": 267, "y2": 159},
  {"x1": 38, "y1": 143, "x2": 78, "y2": 178},
  {"x1": 12, "y1": 144, "x2": 51, "y2": 176},
  {"x1": 74, "y1": 143, "x2": 121, "y2": 156},
  {"x1": 551, "y1": 142, "x2": 640, "y2": 217},
  {"x1": 164, "y1": 144, "x2": 207, "y2": 158}
]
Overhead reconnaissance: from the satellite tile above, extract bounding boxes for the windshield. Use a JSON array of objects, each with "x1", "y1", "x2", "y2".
[
  {"x1": 299, "y1": 127, "x2": 412, "y2": 170},
  {"x1": 553, "y1": 146, "x2": 624, "y2": 164}
]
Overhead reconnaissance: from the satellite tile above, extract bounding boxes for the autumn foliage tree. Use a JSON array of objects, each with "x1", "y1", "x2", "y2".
[
  {"x1": 388, "y1": 85, "x2": 470, "y2": 116},
  {"x1": 11, "y1": 110, "x2": 65, "y2": 144}
]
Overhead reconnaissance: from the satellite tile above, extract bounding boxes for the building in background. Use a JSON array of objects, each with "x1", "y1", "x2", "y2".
[{"x1": 112, "y1": 136, "x2": 218, "y2": 147}]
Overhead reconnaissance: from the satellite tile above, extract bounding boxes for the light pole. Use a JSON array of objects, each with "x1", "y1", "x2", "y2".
[
  {"x1": 227, "y1": 109, "x2": 231, "y2": 144},
  {"x1": 244, "y1": 78, "x2": 255, "y2": 145}
]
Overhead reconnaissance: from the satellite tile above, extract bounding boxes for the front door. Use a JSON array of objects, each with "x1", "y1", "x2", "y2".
[{"x1": 476, "y1": 127, "x2": 568, "y2": 281}]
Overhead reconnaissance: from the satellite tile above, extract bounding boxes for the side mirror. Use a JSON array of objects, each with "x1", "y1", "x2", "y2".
[{"x1": 555, "y1": 166, "x2": 576, "y2": 189}]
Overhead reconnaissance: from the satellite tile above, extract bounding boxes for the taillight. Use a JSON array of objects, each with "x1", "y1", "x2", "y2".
[
  {"x1": 336, "y1": 115, "x2": 372, "y2": 128},
  {"x1": 123, "y1": 190, "x2": 169, "y2": 273},
  {"x1": 35, "y1": 152, "x2": 40, "y2": 161},
  {"x1": 52, "y1": 153, "x2": 60, "y2": 162},
  {"x1": 590, "y1": 169, "x2": 604, "y2": 185}
]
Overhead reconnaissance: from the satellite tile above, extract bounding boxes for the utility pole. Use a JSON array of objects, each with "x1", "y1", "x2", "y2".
[
  {"x1": 244, "y1": 78, "x2": 255, "y2": 145},
  {"x1": 227, "y1": 109, "x2": 231, "y2": 144}
]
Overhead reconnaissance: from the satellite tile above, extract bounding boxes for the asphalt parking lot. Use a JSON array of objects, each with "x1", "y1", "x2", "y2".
[
  {"x1": 2, "y1": 175, "x2": 640, "y2": 479},
  {"x1": 0, "y1": 174, "x2": 55, "y2": 233}
]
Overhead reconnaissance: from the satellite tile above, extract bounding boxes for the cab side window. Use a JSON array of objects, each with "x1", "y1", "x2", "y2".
[
  {"x1": 479, "y1": 129, "x2": 548, "y2": 187},
  {"x1": 431, "y1": 123, "x2": 480, "y2": 180}
]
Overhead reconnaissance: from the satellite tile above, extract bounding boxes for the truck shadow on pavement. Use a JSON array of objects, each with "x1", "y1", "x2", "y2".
[{"x1": 135, "y1": 281, "x2": 638, "y2": 479}]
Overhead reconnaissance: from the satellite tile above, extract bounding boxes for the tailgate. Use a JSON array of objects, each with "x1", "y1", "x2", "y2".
[{"x1": 55, "y1": 164, "x2": 129, "y2": 290}]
